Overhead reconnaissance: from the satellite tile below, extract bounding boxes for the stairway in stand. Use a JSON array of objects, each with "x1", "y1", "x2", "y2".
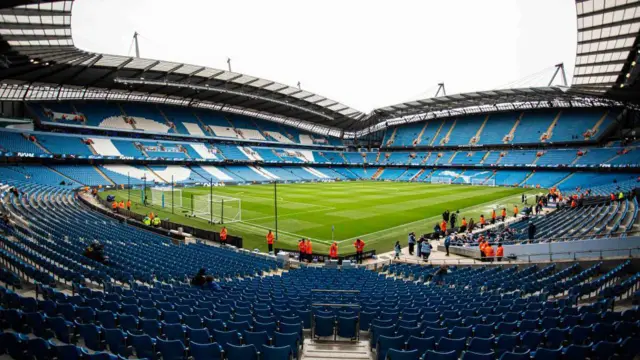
[{"x1": 301, "y1": 338, "x2": 372, "y2": 360}]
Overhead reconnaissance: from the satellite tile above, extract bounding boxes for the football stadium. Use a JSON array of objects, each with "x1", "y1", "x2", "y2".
[{"x1": 0, "y1": 0, "x2": 640, "y2": 359}]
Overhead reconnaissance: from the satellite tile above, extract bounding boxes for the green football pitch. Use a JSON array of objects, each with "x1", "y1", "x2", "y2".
[{"x1": 101, "y1": 181, "x2": 535, "y2": 254}]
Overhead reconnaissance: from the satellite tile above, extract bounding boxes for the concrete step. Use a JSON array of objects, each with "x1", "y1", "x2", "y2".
[{"x1": 302, "y1": 339, "x2": 371, "y2": 360}]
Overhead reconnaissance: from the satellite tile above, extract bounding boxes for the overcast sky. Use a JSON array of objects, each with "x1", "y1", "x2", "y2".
[{"x1": 71, "y1": 0, "x2": 577, "y2": 113}]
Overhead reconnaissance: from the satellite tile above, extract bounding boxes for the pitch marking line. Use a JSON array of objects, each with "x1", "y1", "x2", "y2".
[
  {"x1": 334, "y1": 189, "x2": 539, "y2": 244},
  {"x1": 245, "y1": 206, "x2": 337, "y2": 222}
]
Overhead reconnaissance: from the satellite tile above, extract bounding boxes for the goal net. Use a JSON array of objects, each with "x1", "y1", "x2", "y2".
[
  {"x1": 150, "y1": 187, "x2": 182, "y2": 209},
  {"x1": 431, "y1": 176, "x2": 452, "y2": 184},
  {"x1": 192, "y1": 194, "x2": 242, "y2": 224},
  {"x1": 472, "y1": 178, "x2": 496, "y2": 186}
]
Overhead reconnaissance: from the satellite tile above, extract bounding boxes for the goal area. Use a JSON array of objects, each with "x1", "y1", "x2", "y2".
[
  {"x1": 192, "y1": 194, "x2": 242, "y2": 224},
  {"x1": 430, "y1": 176, "x2": 452, "y2": 185},
  {"x1": 150, "y1": 187, "x2": 182, "y2": 209}
]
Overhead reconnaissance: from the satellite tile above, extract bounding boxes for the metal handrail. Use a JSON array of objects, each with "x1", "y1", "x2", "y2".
[
  {"x1": 389, "y1": 246, "x2": 640, "y2": 266},
  {"x1": 310, "y1": 301, "x2": 361, "y2": 342}
]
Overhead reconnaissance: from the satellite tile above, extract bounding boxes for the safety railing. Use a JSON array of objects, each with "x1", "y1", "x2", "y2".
[
  {"x1": 310, "y1": 289, "x2": 361, "y2": 341},
  {"x1": 390, "y1": 246, "x2": 640, "y2": 266}
]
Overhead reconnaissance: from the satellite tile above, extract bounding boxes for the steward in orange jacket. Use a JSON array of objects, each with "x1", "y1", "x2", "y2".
[
  {"x1": 491, "y1": 209, "x2": 497, "y2": 224},
  {"x1": 501, "y1": 208, "x2": 507, "y2": 221},
  {"x1": 298, "y1": 239, "x2": 306, "y2": 261},
  {"x1": 353, "y1": 239, "x2": 365, "y2": 264},
  {"x1": 496, "y1": 244, "x2": 504, "y2": 261},
  {"x1": 126, "y1": 199, "x2": 131, "y2": 210},
  {"x1": 480, "y1": 215, "x2": 486, "y2": 228},
  {"x1": 220, "y1": 227, "x2": 228, "y2": 245},
  {"x1": 111, "y1": 201, "x2": 117, "y2": 211},
  {"x1": 266, "y1": 230, "x2": 275, "y2": 253},
  {"x1": 329, "y1": 242, "x2": 338, "y2": 259}
]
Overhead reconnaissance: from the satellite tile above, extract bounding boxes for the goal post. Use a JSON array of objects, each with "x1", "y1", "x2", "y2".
[
  {"x1": 192, "y1": 194, "x2": 242, "y2": 224},
  {"x1": 430, "y1": 176, "x2": 452, "y2": 185},
  {"x1": 472, "y1": 178, "x2": 496, "y2": 186},
  {"x1": 150, "y1": 187, "x2": 182, "y2": 209}
]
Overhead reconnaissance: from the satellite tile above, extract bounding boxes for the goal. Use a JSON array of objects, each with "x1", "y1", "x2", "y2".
[
  {"x1": 471, "y1": 178, "x2": 496, "y2": 186},
  {"x1": 151, "y1": 187, "x2": 182, "y2": 209},
  {"x1": 430, "y1": 176, "x2": 452, "y2": 184},
  {"x1": 192, "y1": 194, "x2": 242, "y2": 224}
]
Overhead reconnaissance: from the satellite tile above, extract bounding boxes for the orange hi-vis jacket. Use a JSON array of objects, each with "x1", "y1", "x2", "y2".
[
  {"x1": 462, "y1": 219, "x2": 468, "y2": 227},
  {"x1": 571, "y1": 200, "x2": 577, "y2": 208},
  {"x1": 220, "y1": 228, "x2": 227, "y2": 241},
  {"x1": 126, "y1": 200, "x2": 131, "y2": 208},
  {"x1": 485, "y1": 245, "x2": 495, "y2": 257},
  {"x1": 480, "y1": 216, "x2": 486, "y2": 225},
  {"x1": 118, "y1": 201, "x2": 125, "y2": 209},
  {"x1": 441, "y1": 221, "x2": 447, "y2": 232},
  {"x1": 266, "y1": 232, "x2": 275, "y2": 245},
  {"x1": 513, "y1": 206, "x2": 519, "y2": 215},
  {"x1": 611, "y1": 193, "x2": 616, "y2": 201},
  {"x1": 491, "y1": 210, "x2": 496, "y2": 219},
  {"x1": 298, "y1": 241, "x2": 306, "y2": 253},
  {"x1": 329, "y1": 244, "x2": 338, "y2": 258},
  {"x1": 149, "y1": 212, "x2": 155, "y2": 220},
  {"x1": 306, "y1": 241, "x2": 313, "y2": 254},
  {"x1": 479, "y1": 241, "x2": 486, "y2": 252},
  {"x1": 112, "y1": 201, "x2": 117, "y2": 209},
  {"x1": 501, "y1": 209, "x2": 506, "y2": 217},
  {"x1": 497, "y1": 246, "x2": 504, "y2": 257},
  {"x1": 354, "y1": 240, "x2": 365, "y2": 252}
]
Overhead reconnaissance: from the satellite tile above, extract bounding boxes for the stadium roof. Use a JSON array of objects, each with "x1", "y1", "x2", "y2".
[
  {"x1": 0, "y1": 0, "x2": 638, "y2": 137},
  {"x1": 572, "y1": 0, "x2": 640, "y2": 97},
  {"x1": 0, "y1": 0, "x2": 366, "y2": 135}
]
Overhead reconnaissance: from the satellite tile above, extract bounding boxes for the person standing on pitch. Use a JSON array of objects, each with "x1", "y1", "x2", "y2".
[
  {"x1": 298, "y1": 239, "x2": 306, "y2": 262},
  {"x1": 305, "y1": 239, "x2": 313, "y2": 262},
  {"x1": 353, "y1": 238, "x2": 365, "y2": 264},
  {"x1": 408, "y1": 232, "x2": 416, "y2": 255},
  {"x1": 266, "y1": 230, "x2": 275, "y2": 253},
  {"x1": 329, "y1": 242, "x2": 338, "y2": 261},
  {"x1": 219, "y1": 226, "x2": 227, "y2": 246},
  {"x1": 394, "y1": 241, "x2": 401, "y2": 260}
]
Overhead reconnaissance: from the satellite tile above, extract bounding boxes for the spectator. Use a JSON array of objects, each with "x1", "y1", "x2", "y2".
[
  {"x1": 421, "y1": 240, "x2": 432, "y2": 261},
  {"x1": 527, "y1": 221, "x2": 536, "y2": 242},
  {"x1": 204, "y1": 275, "x2": 221, "y2": 291},
  {"x1": 433, "y1": 223, "x2": 441, "y2": 240},
  {"x1": 468, "y1": 218, "x2": 475, "y2": 231},
  {"x1": 417, "y1": 235, "x2": 424, "y2": 257},
  {"x1": 408, "y1": 232, "x2": 416, "y2": 255},
  {"x1": 449, "y1": 212, "x2": 457, "y2": 229},
  {"x1": 394, "y1": 241, "x2": 401, "y2": 260},
  {"x1": 191, "y1": 268, "x2": 206, "y2": 287},
  {"x1": 444, "y1": 234, "x2": 451, "y2": 256}
]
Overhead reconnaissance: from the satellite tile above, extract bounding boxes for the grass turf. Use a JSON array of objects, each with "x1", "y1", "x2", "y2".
[{"x1": 101, "y1": 181, "x2": 535, "y2": 254}]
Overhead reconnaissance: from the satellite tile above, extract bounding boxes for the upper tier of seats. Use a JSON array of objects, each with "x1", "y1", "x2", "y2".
[
  {"x1": 383, "y1": 108, "x2": 618, "y2": 148},
  {"x1": 30, "y1": 102, "x2": 342, "y2": 147},
  {"x1": 5, "y1": 129, "x2": 638, "y2": 170}
]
